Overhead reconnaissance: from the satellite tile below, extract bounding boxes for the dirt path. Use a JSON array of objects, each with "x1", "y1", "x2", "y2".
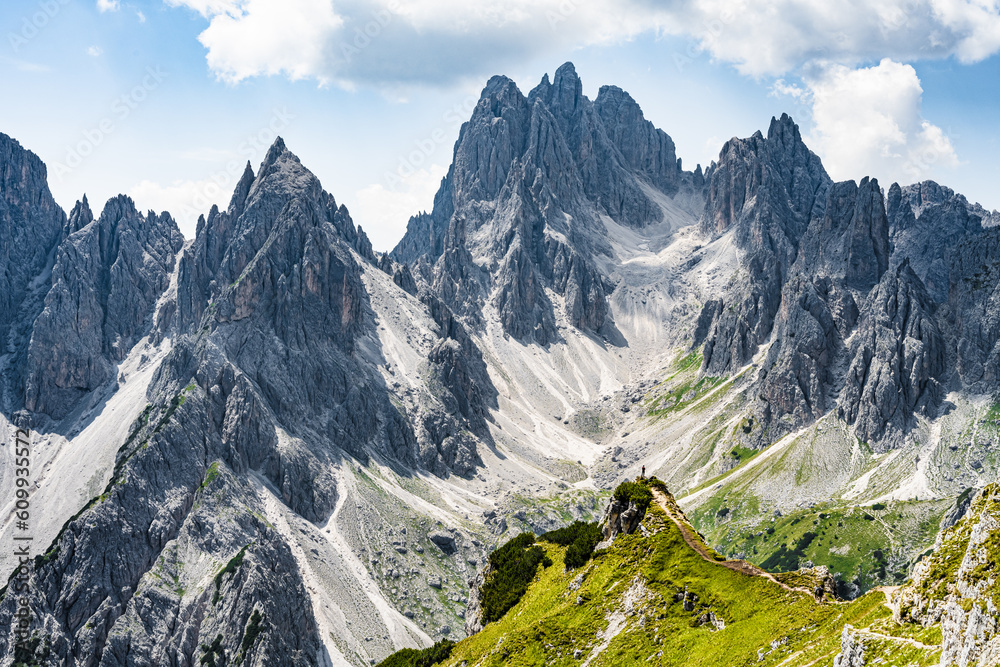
[
  {"x1": 875, "y1": 585, "x2": 900, "y2": 614},
  {"x1": 651, "y1": 488, "x2": 823, "y2": 600}
]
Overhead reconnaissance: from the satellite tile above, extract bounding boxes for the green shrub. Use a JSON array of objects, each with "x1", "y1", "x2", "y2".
[
  {"x1": 480, "y1": 533, "x2": 546, "y2": 624},
  {"x1": 213, "y1": 545, "x2": 248, "y2": 605},
  {"x1": 541, "y1": 521, "x2": 604, "y2": 570},
  {"x1": 234, "y1": 609, "x2": 265, "y2": 665},
  {"x1": 647, "y1": 476, "x2": 668, "y2": 492},
  {"x1": 613, "y1": 481, "x2": 653, "y2": 512},
  {"x1": 759, "y1": 531, "x2": 818, "y2": 572},
  {"x1": 376, "y1": 640, "x2": 456, "y2": 667}
]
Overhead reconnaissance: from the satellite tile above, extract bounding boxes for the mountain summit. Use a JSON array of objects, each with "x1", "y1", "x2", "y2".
[{"x1": 1, "y1": 63, "x2": 999, "y2": 666}]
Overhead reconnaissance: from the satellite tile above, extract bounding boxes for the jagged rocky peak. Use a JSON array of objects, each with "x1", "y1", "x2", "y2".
[
  {"x1": 703, "y1": 112, "x2": 829, "y2": 239},
  {"x1": 0, "y1": 132, "x2": 66, "y2": 353},
  {"x1": 24, "y1": 194, "x2": 183, "y2": 420},
  {"x1": 450, "y1": 74, "x2": 532, "y2": 202},
  {"x1": 527, "y1": 61, "x2": 680, "y2": 225},
  {"x1": 697, "y1": 114, "x2": 832, "y2": 375},
  {"x1": 887, "y1": 179, "x2": 984, "y2": 304},
  {"x1": 166, "y1": 134, "x2": 490, "y2": 480},
  {"x1": 394, "y1": 62, "x2": 697, "y2": 345},
  {"x1": 839, "y1": 260, "x2": 945, "y2": 449},
  {"x1": 65, "y1": 194, "x2": 94, "y2": 235},
  {"x1": 176, "y1": 136, "x2": 375, "y2": 332},
  {"x1": 593, "y1": 83, "x2": 680, "y2": 193}
]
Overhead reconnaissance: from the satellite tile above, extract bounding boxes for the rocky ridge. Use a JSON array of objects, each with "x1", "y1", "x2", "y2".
[{"x1": 0, "y1": 61, "x2": 999, "y2": 666}]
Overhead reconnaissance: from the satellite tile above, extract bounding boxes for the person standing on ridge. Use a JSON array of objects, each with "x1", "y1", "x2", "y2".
[{"x1": 641, "y1": 465, "x2": 645, "y2": 478}]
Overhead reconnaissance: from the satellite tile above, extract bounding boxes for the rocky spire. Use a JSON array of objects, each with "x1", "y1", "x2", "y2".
[
  {"x1": 24, "y1": 195, "x2": 183, "y2": 419},
  {"x1": 0, "y1": 132, "x2": 66, "y2": 355}
]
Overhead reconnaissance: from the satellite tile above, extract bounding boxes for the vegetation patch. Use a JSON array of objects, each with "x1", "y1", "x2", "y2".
[
  {"x1": 479, "y1": 533, "x2": 547, "y2": 624},
  {"x1": 202, "y1": 461, "x2": 221, "y2": 489},
  {"x1": 213, "y1": 545, "x2": 249, "y2": 605},
  {"x1": 376, "y1": 640, "x2": 456, "y2": 667},
  {"x1": 234, "y1": 609, "x2": 265, "y2": 665},
  {"x1": 645, "y1": 375, "x2": 725, "y2": 417},
  {"x1": 612, "y1": 481, "x2": 653, "y2": 513},
  {"x1": 199, "y1": 635, "x2": 224, "y2": 667},
  {"x1": 540, "y1": 521, "x2": 603, "y2": 570}
]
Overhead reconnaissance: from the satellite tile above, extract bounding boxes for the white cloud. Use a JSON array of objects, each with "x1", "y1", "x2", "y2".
[
  {"x1": 161, "y1": 0, "x2": 986, "y2": 190},
  {"x1": 87, "y1": 46, "x2": 103, "y2": 57},
  {"x1": 164, "y1": 0, "x2": 242, "y2": 18},
  {"x1": 129, "y1": 178, "x2": 231, "y2": 238},
  {"x1": 350, "y1": 164, "x2": 448, "y2": 251},
  {"x1": 97, "y1": 0, "x2": 120, "y2": 12},
  {"x1": 799, "y1": 59, "x2": 959, "y2": 185},
  {"x1": 136, "y1": 10, "x2": 146, "y2": 23},
  {"x1": 170, "y1": 0, "x2": 344, "y2": 83},
  {"x1": 164, "y1": 0, "x2": 1000, "y2": 86}
]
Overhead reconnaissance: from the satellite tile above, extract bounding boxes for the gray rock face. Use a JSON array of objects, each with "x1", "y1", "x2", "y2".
[
  {"x1": 888, "y1": 181, "x2": 984, "y2": 303},
  {"x1": 839, "y1": 262, "x2": 944, "y2": 449},
  {"x1": 23, "y1": 195, "x2": 183, "y2": 419},
  {"x1": 393, "y1": 62, "x2": 693, "y2": 345},
  {"x1": 419, "y1": 293, "x2": 496, "y2": 476},
  {"x1": 696, "y1": 113, "x2": 832, "y2": 374},
  {"x1": 463, "y1": 562, "x2": 491, "y2": 636},
  {"x1": 754, "y1": 177, "x2": 891, "y2": 440},
  {"x1": 832, "y1": 625, "x2": 866, "y2": 667},
  {"x1": 0, "y1": 133, "x2": 65, "y2": 356},
  {"x1": 598, "y1": 494, "x2": 647, "y2": 545},
  {"x1": 0, "y1": 390, "x2": 324, "y2": 666},
  {"x1": 946, "y1": 226, "x2": 1000, "y2": 392}
]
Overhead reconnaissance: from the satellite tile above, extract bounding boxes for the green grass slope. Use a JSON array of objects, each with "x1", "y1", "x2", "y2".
[{"x1": 379, "y1": 481, "x2": 1000, "y2": 667}]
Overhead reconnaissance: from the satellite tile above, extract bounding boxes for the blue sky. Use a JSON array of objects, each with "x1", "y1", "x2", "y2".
[{"x1": 1, "y1": 0, "x2": 998, "y2": 251}]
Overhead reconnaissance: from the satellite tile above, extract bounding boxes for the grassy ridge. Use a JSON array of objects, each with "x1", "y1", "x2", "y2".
[{"x1": 434, "y1": 500, "x2": 902, "y2": 666}]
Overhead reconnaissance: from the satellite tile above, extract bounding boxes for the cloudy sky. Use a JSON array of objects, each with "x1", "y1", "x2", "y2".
[{"x1": 1, "y1": 0, "x2": 999, "y2": 250}]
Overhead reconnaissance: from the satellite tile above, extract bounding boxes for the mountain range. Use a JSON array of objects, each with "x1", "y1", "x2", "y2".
[{"x1": 0, "y1": 61, "x2": 998, "y2": 666}]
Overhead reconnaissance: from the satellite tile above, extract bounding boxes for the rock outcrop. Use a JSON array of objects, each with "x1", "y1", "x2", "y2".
[
  {"x1": 696, "y1": 114, "x2": 831, "y2": 374},
  {"x1": 24, "y1": 195, "x2": 183, "y2": 419},
  {"x1": 893, "y1": 484, "x2": 1000, "y2": 667},
  {"x1": 464, "y1": 562, "x2": 492, "y2": 636},
  {"x1": 832, "y1": 625, "x2": 867, "y2": 667},
  {"x1": 393, "y1": 63, "x2": 696, "y2": 345},
  {"x1": 839, "y1": 262, "x2": 945, "y2": 449},
  {"x1": 599, "y1": 491, "x2": 649, "y2": 545},
  {"x1": 0, "y1": 133, "x2": 65, "y2": 355}
]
